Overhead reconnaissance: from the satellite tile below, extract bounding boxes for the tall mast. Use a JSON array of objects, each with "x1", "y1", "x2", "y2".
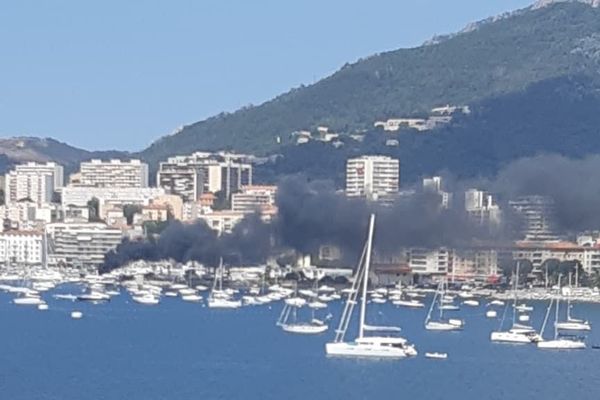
[
  {"x1": 555, "y1": 274, "x2": 562, "y2": 340},
  {"x1": 513, "y1": 261, "x2": 520, "y2": 327},
  {"x1": 358, "y1": 214, "x2": 375, "y2": 339}
]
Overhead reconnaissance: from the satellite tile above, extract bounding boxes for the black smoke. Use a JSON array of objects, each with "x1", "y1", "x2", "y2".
[{"x1": 101, "y1": 216, "x2": 273, "y2": 273}]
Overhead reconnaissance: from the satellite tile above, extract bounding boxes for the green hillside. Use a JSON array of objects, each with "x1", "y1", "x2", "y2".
[{"x1": 139, "y1": 2, "x2": 600, "y2": 165}]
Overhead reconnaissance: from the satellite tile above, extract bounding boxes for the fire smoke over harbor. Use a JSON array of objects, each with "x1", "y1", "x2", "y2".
[{"x1": 102, "y1": 155, "x2": 600, "y2": 273}]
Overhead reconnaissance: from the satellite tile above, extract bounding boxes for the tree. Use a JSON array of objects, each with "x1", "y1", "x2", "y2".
[
  {"x1": 123, "y1": 204, "x2": 142, "y2": 225},
  {"x1": 87, "y1": 197, "x2": 101, "y2": 222}
]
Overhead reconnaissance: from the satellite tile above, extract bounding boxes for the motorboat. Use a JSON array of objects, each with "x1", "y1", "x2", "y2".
[
  {"x1": 392, "y1": 299, "x2": 425, "y2": 308},
  {"x1": 425, "y1": 352, "x2": 448, "y2": 359},
  {"x1": 463, "y1": 300, "x2": 479, "y2": 307},
  {"x1": 78, "y1": 292, "x2": 111, "y2": 302},
  {"x1": 14, "y1": 295, "x2": 44, "y2": 306},
  {"x1": 181, "y1": 294, "x2": 202, "y2": 302}
]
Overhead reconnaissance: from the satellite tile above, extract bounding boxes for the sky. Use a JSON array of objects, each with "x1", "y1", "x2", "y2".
[{"x1": 0, "y1": 0, "x2": 533, "y2": 152}]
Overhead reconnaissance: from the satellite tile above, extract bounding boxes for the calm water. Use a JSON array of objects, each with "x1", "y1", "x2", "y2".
[{"x1": 1, "y1": 288, "x2": 600, "y2": 400}]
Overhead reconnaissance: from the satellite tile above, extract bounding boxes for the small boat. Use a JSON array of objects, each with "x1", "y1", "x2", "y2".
[
  {"x1": 14, "y1": 296, "x2": 44, "y2": 305},
  {"x1": 486, "y1": 310, "x2": 498, "y2": 318},
  {"x1": 425, "y1": 352, "x2": 448, "y2": 359},
  {"x1": 489, "y1": 300, "x2": 505, "y2": 306},
  {"x1": 515, "y1": 304, "x2": 533, "y2": 312},
  {"x1": 371, "y1": 297, "x2": 386, "y2": 304},
  {"x1": 132, "y1": 293, "x2": 160, "y2": 305},
  {"x1": 592, "y1": 345, "x2": 600, "y2": 350},
  {"x1": 463, "y1": 300, "x2": 479, "y2": 307},
  {"x1": 181, "y1": 294, "x2": 202, "y2": 302},
  {"x1": 78, "y1": 292, "x2": 111, "y2": 302},
  {"x1": 424, "y1": 281, "x2": 464, "y2": 331},
  {"x1": 393, "y1": 299, "x2": 425, "y2": 308},
  {"x1": 308, "y1": 301, "x2": 327, "y2": 310},
  {"x1": 71, "y1": 311, "x2": 83, "y2": 319},
  {"x1": 519, "y1": 314, "x2": 530, "y2": 322},
  {"x1": 37, "y1": 303, "x2": 49, "y2": 311},
  {"x1": 53, "y1": 294, "x2": 78, "y2": 301},
  {"x1": 164, "y1": 291, "x2": 178, "y2": 297}
]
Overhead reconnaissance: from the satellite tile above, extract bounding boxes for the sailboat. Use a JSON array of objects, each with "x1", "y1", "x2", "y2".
[
  {"x1": 277, "y1": 291, "x2": 328, "y2": 334},
  {"x1": 537, "y1": 297, "x2": 586, "y2": 350},
  {"x1": 207, "y1": 258, "x2": 242, "y2": 309},
  {"x1": 424, "y1": 280, "x2": 464, "y2": 331},
  {"x1": 555, "y1": 272, "x2": 591, "y2": 331},
  {"x1": 491, "y1": 262, "x2": 542, "y2": 343},
  {"x1": 325, "y1": 214, "x2": 417, "y2": 358}
]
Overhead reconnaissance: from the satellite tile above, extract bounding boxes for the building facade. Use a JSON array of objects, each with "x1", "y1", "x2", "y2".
[
  {"x1": 46, "y1": 223, "x2": 123, "y2": 268},
  {"x1": 4, "y1": 162, "x2": 64, "y2": 206},
  {"x1": 76, "y1": 159, "x2": 148, "y2": 188},
  {"x1": 346, "y1": 156, "x2": 399, "y2": 200},
  {"x1": 0, "y1": 230, "x2": 43, "y2": 265}
]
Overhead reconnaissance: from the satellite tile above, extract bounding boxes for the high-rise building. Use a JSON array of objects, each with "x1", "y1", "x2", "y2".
[
  {"x1": 76, "y1": 159, "x2": 148, "y2": 188},
  {"x1": 346, "y1": 156, "x2": 399, "y2": 200},
  {"x1": 157, "y1": 152, "x2": 252, "y2": 201},
  {"x1": 4, "y1": 162, "x2": 64, "y2": 206},
  {"x1": 509, "y1": 195, "x2": 559, "y2": 242},
  {"x1": 465, "y1": 189, "x2": 501, "y2": 226},
  {"x1": 423, "y1": 176, "x2": 453, "y2": 209}
]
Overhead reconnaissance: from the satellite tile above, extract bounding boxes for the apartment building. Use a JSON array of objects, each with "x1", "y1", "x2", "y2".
[
  {"x1": 346, "y1": 155, "x2": 399, "y2": 200},
  {"x1": 75, "y1": 159, "x2": 148, "y2": 188},
  {"x1": 4, "y1": 162, "x2": 64, "y2": 206}
]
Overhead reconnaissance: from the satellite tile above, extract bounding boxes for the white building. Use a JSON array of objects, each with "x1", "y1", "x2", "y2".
[
  {"x1": 231, "y1": 185, "x2": 277, "y2": 214},
  {"x1": 46, "y1": 223, "x2": 123, "y2": 268},
  {"x1": 75, "y1": 159, "x2": 148, "y2": 188},
  {"x1": 0, "y1": 230, "x2": 43, "y2": 265},
  {"x1": 61, "y1": 186, "x2": 165, "y2": 219},
  {"x1": 199, "y1": 210, "x2": 246, "y2": 234},
  {"x1": 346, "y1": 155, "x2": 399, "y2": 200},
  {"x1": 157, "y1": 152, "x2": 252, "y2": 201},
  {"x1": 0, "y1": 201, "x2": 54, "y2": 231},
  {"x1": 4, "y1": 162, "x2": 64, "y2": 206},
  {"x1": 407, "y1": 248, "x2": 450, "y2": 275},
  {"x1": 465, "y1": 189, "x2": 501, "y2": 226},
  {"x1": 423, "y1": 176, "x2": 453, "y2": 209}
]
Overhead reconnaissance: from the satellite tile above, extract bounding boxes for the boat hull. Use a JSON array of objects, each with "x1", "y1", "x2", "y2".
[
  {"x1": 537, "y1": 340, "x2": 586, "y2": 350},
  {"x1": 282, "y1": 324, "x2": 328, "y2": 334},
  {"x1": 325, "y1": 342, "x2": 416, "y2": 358},
  {"x1": 555, "y1": 322, "x2": 591, "y2": 331},
  {"x1": 490, "y1": 331, "x2": 532, "y2": 343}
]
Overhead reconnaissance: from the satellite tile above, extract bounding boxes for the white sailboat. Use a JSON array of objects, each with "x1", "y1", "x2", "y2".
[
  {"x1": 537, "y1": 296, "x2": 586, "y2": 350},
  {"x1": 555, "y1": 273, "x2": 591, "y2": 332},
  {"x1": 491, "y1": 262, "x2": 542, "y2": 344},
  {"x1": 424, "y1": 281, "x2": 464, "y2": 331},
  {"x1": 325, "y1": 214, "x2": 417, "y2": 358},
  {"x1": 207, "y1": 259, "x2": 242, "y2": 309},
  {"x1": 277, "y1": 297, "x2": 328, "y2": 334}
]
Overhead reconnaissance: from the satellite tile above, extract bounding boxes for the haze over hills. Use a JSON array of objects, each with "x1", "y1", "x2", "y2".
[{"x1": 3, "y1": 1, "x2": 600, "y2": 184}]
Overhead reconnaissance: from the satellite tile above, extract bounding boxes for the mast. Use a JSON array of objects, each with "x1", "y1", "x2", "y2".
[
  {"x1": 512, "y1": 261, "x2": 520, "y2": 327},
  {"x1": 554, "y1": 274, "x2": 562, "y2": 340},
  {"x1": 358, "y1": 214, "x2": 375, "y2": 339}
]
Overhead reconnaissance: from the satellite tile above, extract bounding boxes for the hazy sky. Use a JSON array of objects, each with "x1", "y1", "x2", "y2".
[{"x1": 0, "y1": 0, "x2": 533, "y2": 151}]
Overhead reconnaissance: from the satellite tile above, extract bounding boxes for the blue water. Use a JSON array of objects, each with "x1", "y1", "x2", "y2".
[{"x1": 1, "y1": 289, "x2": 600, "y2": 400}]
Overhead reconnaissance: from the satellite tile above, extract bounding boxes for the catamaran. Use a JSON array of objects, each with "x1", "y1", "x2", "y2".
[
  {"x1": 424, "y1": 280, "x2": 464, "y2": 331},
  {"x1": 491, "y1": 262, "x2": 542, "y2": 344},
  {"x1": 325, "y1": 214, "x2": 417, "y2": 358}
]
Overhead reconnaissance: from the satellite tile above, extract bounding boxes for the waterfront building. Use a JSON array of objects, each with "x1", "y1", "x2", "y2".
[
  {"x1": 4, "y1": 162, "x2": 64, "y2": 206},
  {"x1": 509, "y1": 195, "x2": 559, "y2": 242},
  {"x1": 407, "y1": 248, "x2": 450, "y2": 275},
  {"x1": 0, "y1": 230, "x2": 43, "y2": 265},
  {"x1": 75, "y1": 159, "x2": 148, "y2": 188},
  {"x1": 346, "y1": 155, "x2": 399, "y2": 200},
  {"x1": 451, "y1": 248, "x2": 500, "y2": 282},
  {"x1": 46, "y1": 222, "x2": 123, "y2": 268}
]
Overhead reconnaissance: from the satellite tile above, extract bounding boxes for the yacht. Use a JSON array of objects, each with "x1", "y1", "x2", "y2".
[
  {"x1": 326, "y1": 214, "x2": 417, "y2": 358},
  {"x1": 13, "y1": 295, "x2": 44, "y2": 305},
  {"x1": 555, "y1": 274, "x2": 591, "y2": 332}
]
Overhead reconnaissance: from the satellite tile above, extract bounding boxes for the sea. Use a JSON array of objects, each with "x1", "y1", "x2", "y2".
[{"x1": 1, "y1": 287, "x2": 599, "y2": 400}]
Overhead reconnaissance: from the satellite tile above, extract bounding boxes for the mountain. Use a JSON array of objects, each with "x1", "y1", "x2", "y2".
[
  {"x1": 254, "y1": 74, "x2": 600, "y2": 185},
  {"x1": 0, "y1": 137, "x2": 129, "y2": 175},
  {"x1": 139, "y1": 2, "x2": 600, "y2": 167}
]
